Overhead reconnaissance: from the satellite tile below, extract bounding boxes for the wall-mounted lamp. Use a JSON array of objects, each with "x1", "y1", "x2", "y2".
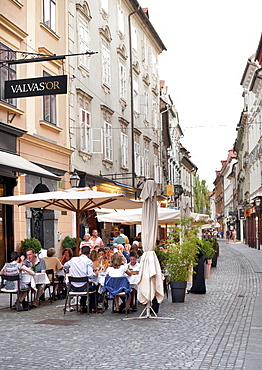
[{"x1": 70, "y1": 172, "x2": 80, "y2": 188}]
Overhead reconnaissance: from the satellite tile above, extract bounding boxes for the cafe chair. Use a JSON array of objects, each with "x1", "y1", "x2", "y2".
[
  {"x1": 45, "y1": 269, "x2": 55, "y2": 303},
  {"x1": 0, "y1": 274, "x2": 29, "y2": 312},
  {"x1": 63, "y1": 276, "x2": 96, "y2": 315},
  {"x1": 102, "y1": 276, "x2": 131, "y2": 316}
]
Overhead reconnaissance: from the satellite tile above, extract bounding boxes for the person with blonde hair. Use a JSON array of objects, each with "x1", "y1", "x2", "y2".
[
  {"x1": 80, "y1": 234, "x2": 92, "y2": 249},
  {"x1": 105, "y1": 253, "x2": 132, "y2": 312},
  {"x1": 89, "y1": 249, "x2": 100, "y2": 271}
]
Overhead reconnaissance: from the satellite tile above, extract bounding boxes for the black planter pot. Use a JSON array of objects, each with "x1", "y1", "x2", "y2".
[
  {"x1": 211, "y1": 251, "x2": 218, "y2": 267},
  {"x1": 170, "y1": 281, "x2": 187, "y2": 303}
]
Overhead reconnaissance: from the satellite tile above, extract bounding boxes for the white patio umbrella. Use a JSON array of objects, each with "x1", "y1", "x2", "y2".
[
  {"x1": 96, "y1": 207, "x2": 180, "y2": 225},
  {"x1": 0, "y1": 187, "x2": 142, "y2": 255},
  {"x1": 137, "y1": 180, "x2": 164, "y2": 318}
]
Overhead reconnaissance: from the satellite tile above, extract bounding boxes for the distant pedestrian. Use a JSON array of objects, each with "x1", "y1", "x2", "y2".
[
  {"x1": 226, "y1": 230, "x2": 230, "y2": 244},
  {"x1": 232, "y1": 228, "x2": 237, "y2": 243}
]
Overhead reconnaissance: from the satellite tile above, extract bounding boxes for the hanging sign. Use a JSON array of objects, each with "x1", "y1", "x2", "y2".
[
  {"x1": 5, "y1": 75, "x2": 67, "y2": 99},
  {"x1": 165, "y1": 184, "x2": 174, "y2": 196}
]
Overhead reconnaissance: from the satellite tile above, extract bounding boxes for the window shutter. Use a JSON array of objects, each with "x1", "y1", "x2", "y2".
[{"x1": 91, "y1": 128, "x2": 103, "y2": 153}]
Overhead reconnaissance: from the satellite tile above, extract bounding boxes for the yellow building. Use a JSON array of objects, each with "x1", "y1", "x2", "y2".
[{"x1": 0, "y1": 0, "x2": 72, "y2": 266}]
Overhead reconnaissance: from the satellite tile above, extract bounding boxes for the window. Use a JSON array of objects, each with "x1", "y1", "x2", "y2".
[
  {"x1": 43, "y1": 0, "x2": 56, "y2": 31},
  {"x1": 144, "y1": 149, "x2": 150, "y2": 178},
  {"x1": 79, "y1": 18, "x2": 90, "y2": 71},
  {"x1": 140, "y1": 155, "x2": 145, "y2": 177},
  {"x1": 135, "y1": 142, "x2": 140, "y2": 176},
  {"x1": 92, "y1": 128, "x2": 103, "y2": 153},
  {"x1": 104, "y1": 122, "x2": 112, "y2": 161},
  {"x1": 152, "y1": 99, "x2": 158, "y2": 130},
  {"x1": 143, "y1": 91, "x2": 149, "y2": 119},
  {"x1": 0, "y1": 43, "x2": 16, "y2": 106},
  {"x1": 43, "y1": 71, "x2": 56, "y2": 124},
  {"x1": 133, "y1": 79, "x2": 139, "y2": 113},
  {"x1": 102, "y1": 46, "x2": 110, "y2": 87},
  {"x1": 120, "y1": 63, "x2": 127, "y2": 100},
  {"x1": 143, "y1": 37, "x2": 148, "y2": 65},
  {"x1": 121, "y1": 132, "x2": 128, "y2": 168},
  {"x1": 80, "y1": 109, "x2": 91, "y2": 153},
  {"x1": 152, "y1": 51, "x2": 159, "y2": 77},
  {"x1": 118, "y1": 5, "x2": 124, "y2": 35},
  {"x1": 101, "y1": 0, "x2": 108, "y2": 13},
  {"x1": 154, "y1": 154, "x2": 161, "y2": 184},
  {"x1": 132, "y1": 23, "x2": 137, "y2": 51}
]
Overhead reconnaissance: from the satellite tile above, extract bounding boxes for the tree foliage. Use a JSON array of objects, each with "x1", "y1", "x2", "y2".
[{"x1": 194, "y1": 175, "x2": 210, "y2": 215}]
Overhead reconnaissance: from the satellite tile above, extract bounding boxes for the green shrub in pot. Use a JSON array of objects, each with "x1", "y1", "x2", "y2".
[
  {"x1": 20, "y1": 237, "x2": 42, "y2": 255},
  {"x1": 165, "y1": 217, "x2": 201, "y2": 281}
]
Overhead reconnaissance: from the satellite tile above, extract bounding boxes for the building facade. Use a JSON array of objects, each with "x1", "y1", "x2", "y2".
[
  {"x1": 67, "y1": 0, "x2": 166, "y2": 237},
  {"x1": 0, "y1": 0, "x2": 72, "y2": 266}
]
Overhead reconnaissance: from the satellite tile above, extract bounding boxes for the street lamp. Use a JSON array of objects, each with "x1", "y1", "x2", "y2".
[{"x1": 70, "y1": 172, "x2": 80, "y2": 188}]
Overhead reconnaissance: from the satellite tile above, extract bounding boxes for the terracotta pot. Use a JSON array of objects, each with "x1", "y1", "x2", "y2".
[{"x1": 206, "y1": 259, "x2": 212, "y2": 279}]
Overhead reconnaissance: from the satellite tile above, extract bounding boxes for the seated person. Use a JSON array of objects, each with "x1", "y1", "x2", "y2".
[
  {"x1": 117, "y1": 244, "x2": 130, "y2": 263},
  {"x1": 23, "y1": 248, "x2": 46, "y2": 308},
  {"x1": 60, "y1": 248, "x2": 73, "y2": 265},
  {"x1": 43, "y1": 248, "x2": 63, "y2": 298},
  {"x1": 97, "y1": 248, "x2": 109, "y2": 271},
  {"x1": 128, "y1": 252, "x2": 140, "y2": 273},
  {"x1": 104, "y1": 247, "x2": 111, "y2": 264},
  {"x1": 0, "y1": 251, "x2": 35, "y2": 311},
  {"x1": 127, "y1": 251, "x2": 140, "y2": 310},
  {"x1": 105, "y1": 253, "x2": 131, "y2": 312},
  {"x1": 80, "y1": 234, "x2": 92, "y2": 249},
  {"x1": 64, "y1": 246, "x2": 100, "y2": 313},
  {"x1": 89, "y1": 249, "x2": 100, "y2": 271}
]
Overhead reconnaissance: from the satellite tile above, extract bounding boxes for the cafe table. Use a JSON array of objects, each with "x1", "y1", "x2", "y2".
[{"x1": 21, "y1": 272, "x2": 50, "y2": 291}]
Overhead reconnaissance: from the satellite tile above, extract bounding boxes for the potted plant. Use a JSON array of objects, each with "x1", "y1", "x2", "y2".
[
  {"x1": 165, "y1": 217, "x2": 201, "y2": 302},
  {"x1": 20, "y1": 237, "x2": 42, "y2": 255},
  {"x1": 62, "y1": 235, "x2": 81, "y2": 255},
  {"x1": 200, "y1": 239, "x2": 215, "y2": 278}
]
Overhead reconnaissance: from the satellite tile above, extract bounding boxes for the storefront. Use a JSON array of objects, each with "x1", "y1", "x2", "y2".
[{"x1": 0, "y1": 121, "x2": 62, "y2": 267}]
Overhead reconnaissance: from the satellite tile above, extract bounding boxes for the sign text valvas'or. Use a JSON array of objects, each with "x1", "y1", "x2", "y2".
[{"x1": 5, "y1": 75, "x2": 67, "y2": 99}]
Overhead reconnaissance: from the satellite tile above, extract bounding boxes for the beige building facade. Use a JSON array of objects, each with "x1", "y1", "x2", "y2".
[{"x1": 0, "y1": 0, "x2": 72, "y2": 266}]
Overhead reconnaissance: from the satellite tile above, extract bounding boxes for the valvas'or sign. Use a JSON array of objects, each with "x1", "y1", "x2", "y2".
[{"x1": 5, "y1": 75, "x2": 67, "y2": 98}]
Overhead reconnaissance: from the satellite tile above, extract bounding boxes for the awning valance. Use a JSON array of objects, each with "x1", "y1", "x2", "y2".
[{"x1": 0, "y1": 151, "x2": 60, "y2": 180}]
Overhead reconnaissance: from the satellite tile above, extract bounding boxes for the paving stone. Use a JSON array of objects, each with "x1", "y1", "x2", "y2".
[{"x1": 0, "y1": 240, "x2": 261, "y2": 369}]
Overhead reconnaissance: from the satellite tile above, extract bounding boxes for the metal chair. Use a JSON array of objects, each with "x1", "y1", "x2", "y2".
[
  {"x1": 45, "y1": 269, "x2": 55, "y2": 303},
  {"x1": 0, "y1": 274, "x2": 29, "y2": 312},
  {"x1": 102, "y1": 276, "x2": 131, "y2": 316},
  {"x1": 63, "y1": 276, "x2": 96, "y2": 315}
]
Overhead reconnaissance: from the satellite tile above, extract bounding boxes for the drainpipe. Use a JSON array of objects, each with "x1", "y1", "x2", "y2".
[{"x1": 128, "y1": 6, "x2": 141, "y2": 189}]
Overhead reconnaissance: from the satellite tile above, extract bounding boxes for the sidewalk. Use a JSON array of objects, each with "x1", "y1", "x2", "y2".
[{"x1": 225, "y1": 240, "x2": 262, "y2": 369}]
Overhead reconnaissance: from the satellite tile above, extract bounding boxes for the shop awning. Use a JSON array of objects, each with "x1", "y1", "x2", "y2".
[{"x1": 0, "y1": 151, "x2": 60, "y2": 180}]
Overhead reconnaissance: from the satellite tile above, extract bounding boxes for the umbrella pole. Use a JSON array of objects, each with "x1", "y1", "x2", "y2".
[{"x1": 76, "y1": 211, "x2": 80, "y2": 256}]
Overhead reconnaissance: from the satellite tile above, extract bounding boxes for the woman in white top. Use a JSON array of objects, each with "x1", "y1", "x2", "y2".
[{"x1": 106, "y1": 253, "x2": 131, "y2": 311}]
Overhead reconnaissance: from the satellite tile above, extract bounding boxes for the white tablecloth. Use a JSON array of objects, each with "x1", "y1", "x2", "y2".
[
  {"x1": 21, "y1": 273, "x2": 50, "y2": 291},
  {"x1": 92, "y1": 273, "x2": 139, "y2": 287}
]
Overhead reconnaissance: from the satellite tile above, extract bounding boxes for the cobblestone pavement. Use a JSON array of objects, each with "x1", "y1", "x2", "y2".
[{"x1": 0, "y1": 240, "x2": 261, "y2": 370}]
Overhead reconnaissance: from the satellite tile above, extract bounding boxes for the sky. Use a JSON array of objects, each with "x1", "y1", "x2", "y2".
[{"x1": 139, "y1": 0, "x2": 262, "y2": 190}]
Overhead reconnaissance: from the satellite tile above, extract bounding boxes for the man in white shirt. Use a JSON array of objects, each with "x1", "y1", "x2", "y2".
[{"x1": 64, "y1": 246, "x2": 100, "y2": 313}]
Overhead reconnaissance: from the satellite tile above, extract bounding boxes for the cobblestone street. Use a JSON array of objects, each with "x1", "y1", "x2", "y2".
[{"x1": 0, "y1": 240, "x2": 261, "y2": 370}]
